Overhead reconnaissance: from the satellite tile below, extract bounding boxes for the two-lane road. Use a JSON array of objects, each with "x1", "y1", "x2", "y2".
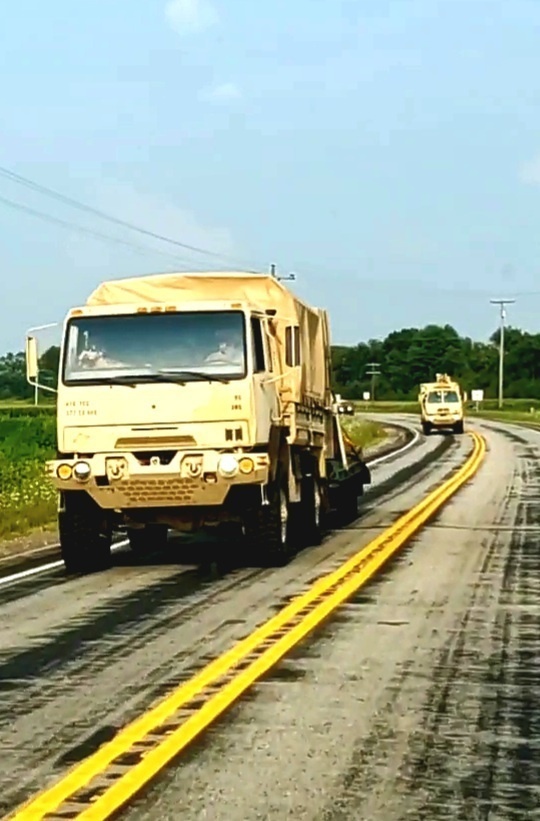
[{"x1": 1, "y1": 419, "x2": 538, "y2": 820}]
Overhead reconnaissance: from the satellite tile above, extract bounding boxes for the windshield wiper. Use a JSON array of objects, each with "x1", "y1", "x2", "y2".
[
  {"x1": 101, "y1": 376, "x2": 138, "y2": 388},
  {"x1": 157, "y1": 369, "x2": 230, "y2": 384},
  {"x1": 106, "y1": 372, "x2": 207, "y2": 387},
  {"x1": 74, "y1": 371, "x2": 230, "y2": 388}
]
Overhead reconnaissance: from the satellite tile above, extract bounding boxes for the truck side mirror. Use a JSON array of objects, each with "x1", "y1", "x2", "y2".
[{"x1": 26, "y1": 336, "x2": 39, "y2": 380}]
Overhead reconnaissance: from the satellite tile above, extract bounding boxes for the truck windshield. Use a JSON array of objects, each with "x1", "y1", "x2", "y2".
[
  {"x1": 427, "y1": 390, "x2": 460, "y2": 404},
  {"x1": 63, "y1": 310, "x2": 246, "y2": 384}
]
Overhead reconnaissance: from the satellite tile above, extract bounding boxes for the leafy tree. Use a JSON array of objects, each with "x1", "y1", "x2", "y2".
[
  {"x1": 0, "y1": 345, "x2": 60, "y2": 401},
  {"x1": 0, "y1": 353, "x2": 31, "y2": 400}
]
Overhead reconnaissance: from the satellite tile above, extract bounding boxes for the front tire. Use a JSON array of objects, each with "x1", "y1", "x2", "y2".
[
  {"x1": 243, "y1": 480, "x2": 292, "y2": 567},
  {"x1": 453, "y1": 420, "x2": 464, "y2": 435},
  {"x1": 422, "y1": 421, "x2": 431, "y2": 435},
  {"x1": 58, "y1": 492, "x2": 112, "y2": 574}
]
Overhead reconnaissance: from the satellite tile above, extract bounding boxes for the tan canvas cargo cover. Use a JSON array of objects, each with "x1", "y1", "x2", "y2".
[
  {"x1": 88, "y1": 271, "x2": 304, "y2": 312},
  {"x1": 86, "y1": 272, "x2": 331, "y2": 405}
]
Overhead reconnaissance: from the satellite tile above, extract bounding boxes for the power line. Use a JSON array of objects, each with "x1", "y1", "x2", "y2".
[
  {"x1": 0, "y1": 164, "x2": 260, "y2": 271},
  {"x1": 0, "y1": 193, "x2": 196, "y2": 267}
]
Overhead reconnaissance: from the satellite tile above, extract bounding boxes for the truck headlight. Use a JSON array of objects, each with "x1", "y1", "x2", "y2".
[
  {"x1": 73, "y1": 461, "x2": 91, "y2": 482},
  {"x1": 57, "y1": 463, "x2": 73, "y2": 480},
  {"x1": 217, "y1": 454, "x2": 239, "y2": 478},
  {"x1": 239, "y1": 457, "x2": 254, "y2": 474}
]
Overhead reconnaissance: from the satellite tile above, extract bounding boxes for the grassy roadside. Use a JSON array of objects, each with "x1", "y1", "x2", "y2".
[
  {"x1": 352, "y1": 400, "x2": 416, "y2": 414},
  {"x1": 0, "y1": 413, "x2": 57, "y2": 540},
  {"x1": 340, "y1": 416, "x2": 389, "y2": 449}
]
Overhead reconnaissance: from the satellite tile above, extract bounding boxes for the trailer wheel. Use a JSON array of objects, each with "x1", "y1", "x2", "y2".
[
  {"x1": 58, "y1": 492, "x2": 112, "y2": 574},
  {"x1": 127, "y1": 524, "x2": 168, "y2": 556},
  {"x1": 243, "y1": 480, "x2": 291, "y2": 567}
]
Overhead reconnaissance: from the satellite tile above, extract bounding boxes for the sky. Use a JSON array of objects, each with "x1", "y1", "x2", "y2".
[{"x1": 2, "y1": 0, "x2": 540, "y2": 352}]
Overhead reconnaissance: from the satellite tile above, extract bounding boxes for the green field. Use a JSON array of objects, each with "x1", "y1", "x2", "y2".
[{"x1": 0, "y1": 409, "x2": 57, "y2": 539}]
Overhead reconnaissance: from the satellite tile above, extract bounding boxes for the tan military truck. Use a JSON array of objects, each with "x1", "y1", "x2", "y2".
[
  {"x1": 418, "y1": 373, "x2": 464, "y2": 435},
  {"x1": 26, "y1": 271, "x2": 370, "y2": 573}
]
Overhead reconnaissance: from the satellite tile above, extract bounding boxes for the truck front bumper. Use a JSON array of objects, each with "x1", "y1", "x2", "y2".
[
  {"x1": 426, "y1": 415, "x2": 462, "y2": 427},
  {"x1": 46, "y1": 450, "x2": 270, "y2": 509}
]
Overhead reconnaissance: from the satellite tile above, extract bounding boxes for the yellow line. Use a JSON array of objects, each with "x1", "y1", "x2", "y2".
[{"x1": 6, "y1": 432, "x2": 486, "y2": 821}]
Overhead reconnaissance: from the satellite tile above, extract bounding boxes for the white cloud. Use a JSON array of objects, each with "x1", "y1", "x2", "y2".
[
  {"x1": 519, "y1": 154, "x2": 540, "y2": 185},
  {"x1": 164, "y1": 0, "x2": 218, "y2": 35},
  {"x1": 200, "y1": 82, "x2": 242, "y2": 103}
]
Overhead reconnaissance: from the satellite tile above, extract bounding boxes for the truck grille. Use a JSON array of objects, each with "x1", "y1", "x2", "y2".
[{"x1": 120, "y1": 478, "x2": 197, "y2": 505}]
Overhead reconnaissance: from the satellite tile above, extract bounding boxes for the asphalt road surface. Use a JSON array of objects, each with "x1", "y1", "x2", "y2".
[{"x1": 0, "y1": 418, "x2": 538, "y2": 820}]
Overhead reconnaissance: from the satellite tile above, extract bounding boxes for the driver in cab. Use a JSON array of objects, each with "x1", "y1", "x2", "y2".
[
  {"x1": 78, "y1": 336, "x2": 125, "y2": 370},
  {"x1": 204, "y1": 334, "x2": 243, "y2": 366}
]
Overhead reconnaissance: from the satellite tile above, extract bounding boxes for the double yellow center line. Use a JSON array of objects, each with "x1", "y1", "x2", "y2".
[{"x1": 7, "y1": 431, "x2": 486, "y2": 821}]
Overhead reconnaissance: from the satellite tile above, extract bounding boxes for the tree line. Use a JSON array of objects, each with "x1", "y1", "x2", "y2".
[
  {"x1": 1, "y1": 323, "x2": 539, "y2": 401},
  {"x1": 332, "y1": 324, "x2": 540, "y2": 400},
  {"x1": 0, "y1": 347, "x2": 59, "y2": 401}
]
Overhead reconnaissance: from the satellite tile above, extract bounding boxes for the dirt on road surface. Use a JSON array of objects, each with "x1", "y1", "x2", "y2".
[{"x1": 0, "y1": 419, "x2": 538, "y2": 820}]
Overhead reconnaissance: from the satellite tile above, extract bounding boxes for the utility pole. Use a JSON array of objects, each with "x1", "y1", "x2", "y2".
[
  {"x1": 366, "y1": 362, "x2": 381, "y2": 402},
  {"x1": 490, "y1": 298, "x2": 515, "y2": 409}
]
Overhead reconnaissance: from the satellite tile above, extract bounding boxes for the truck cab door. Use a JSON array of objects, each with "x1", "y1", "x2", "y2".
[{"x1": 250, "y1": 316, "x2": 278, "y2": 440}]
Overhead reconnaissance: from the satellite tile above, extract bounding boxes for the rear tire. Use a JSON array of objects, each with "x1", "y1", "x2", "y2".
[
  {"x1": 58, "y1": 492, "x2": 112, "y2": 574},
  {"x1": 127, "y1": 524, "x2": 168, "y2": 556},
  {"x1": 243, "y1": 480, "x2": 292, "y2": 567},
  {"x1": 298, "y1": 474, "x2": 324, "y2": 547}
]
